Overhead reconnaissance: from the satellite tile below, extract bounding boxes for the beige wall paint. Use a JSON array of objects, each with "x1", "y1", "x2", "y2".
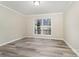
[
  {"x1": 64, "y1": 2, "x2": 79, "y2": 54},
  {"x1": 0, "y1": 3, "x2": 64, "y2": 45},
  {"x1": 0, "y1": 4, "x2": 26, "y2": 44},
  {"x1": 24, "y1": 13, "x2": 64, "y2": 40},
  {"x1": 0, "y1": 3, "x2": 64, "y2": 46}
]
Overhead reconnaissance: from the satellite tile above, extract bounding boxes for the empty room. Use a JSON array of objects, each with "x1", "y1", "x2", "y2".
[{"x1": 0, "y1": 0, "x2": 79, "y2": 57}]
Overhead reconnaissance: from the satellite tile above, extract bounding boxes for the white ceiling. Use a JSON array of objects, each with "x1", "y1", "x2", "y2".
[{"x1": 0, "y1": 1, "x2": 73, "y2": 15}]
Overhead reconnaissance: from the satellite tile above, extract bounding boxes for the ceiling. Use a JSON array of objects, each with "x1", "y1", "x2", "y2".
[{"x1": 0, "y1": 1, "x2": 73, "y2": 15}]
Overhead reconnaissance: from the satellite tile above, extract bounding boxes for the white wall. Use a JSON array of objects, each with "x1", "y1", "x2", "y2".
[
  {"x1": 24, "y1": 13, "x2": 64, "y2": 40},
  {"x1": 64, "y1": 2, "x2": 79, "y2": 55},
  {"x1": 0, "y1": 4, "x2": 26, "y2": 44}
]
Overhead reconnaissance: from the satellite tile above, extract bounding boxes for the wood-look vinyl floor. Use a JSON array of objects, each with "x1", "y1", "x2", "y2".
[{"x1": 0, "y1": 38, "x2": 77, "y2": 57}]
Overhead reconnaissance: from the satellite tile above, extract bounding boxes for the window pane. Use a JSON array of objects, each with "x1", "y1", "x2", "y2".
[
  {"x1": 43, "y1": 19, "x2": 48, "y2": 25},
  {"x1": 43, "y1": 18, "x2": 51, "y2": 26},
  {"x1": 37, "y1": 26, "x2": 41, "y2": 34},
  {"x1": 43, "y1": 27, "x2": 51, "y2": 35},
  {"x1": 48, "y1": 18, "x2": 51, "y2": 26},
  {"x1": 36, "y1": 19, "x2": 42, "y2": 26}
]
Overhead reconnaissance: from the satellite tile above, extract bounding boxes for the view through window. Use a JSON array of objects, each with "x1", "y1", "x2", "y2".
[{"x1": 34, "y1": 18, "x2": 51, "y2": 35}]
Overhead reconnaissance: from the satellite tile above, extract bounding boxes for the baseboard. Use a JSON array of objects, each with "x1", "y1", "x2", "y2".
[
  {"x1": 25, "y1": 36, "x2": 63, "y2": 40},
  {"x1": 0, "y1": 37, "x2": 25, "y2": 46},
  {"x1": 0, "y1": 36, "x2": 63, "y2": 47},
  {"x1": 52, "y1": 38, "x2": 64, "y2": 40},
  {"x1": 64, "y1": 40, "x2": 79, "y2": 56}
]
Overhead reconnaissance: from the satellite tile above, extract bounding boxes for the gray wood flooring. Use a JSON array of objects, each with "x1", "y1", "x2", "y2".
[{"x1": 0, "y1": 38, "x2": 77, "y2": 57}]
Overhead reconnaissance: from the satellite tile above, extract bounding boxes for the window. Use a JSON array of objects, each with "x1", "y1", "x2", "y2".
[{"x1": 34, "y1": 18, "x2": 51, "y2": 35}]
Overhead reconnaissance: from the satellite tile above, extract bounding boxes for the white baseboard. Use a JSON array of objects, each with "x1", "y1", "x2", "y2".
[
  {"x1": 25, "y1": 36, "x2": 63, "y2": 40},
  {"x1": 64, "y1": 40, "x2": 79, "y2": 56},
  {"x1": 52, "y1": 38, "x2": 64, "y2": 40},
  {"x1": 0, "y1": 37, "x2": 24, "y2": 46},
  {"x1": 0, "y1": 36, "x2": 63, "y2": 47}
]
